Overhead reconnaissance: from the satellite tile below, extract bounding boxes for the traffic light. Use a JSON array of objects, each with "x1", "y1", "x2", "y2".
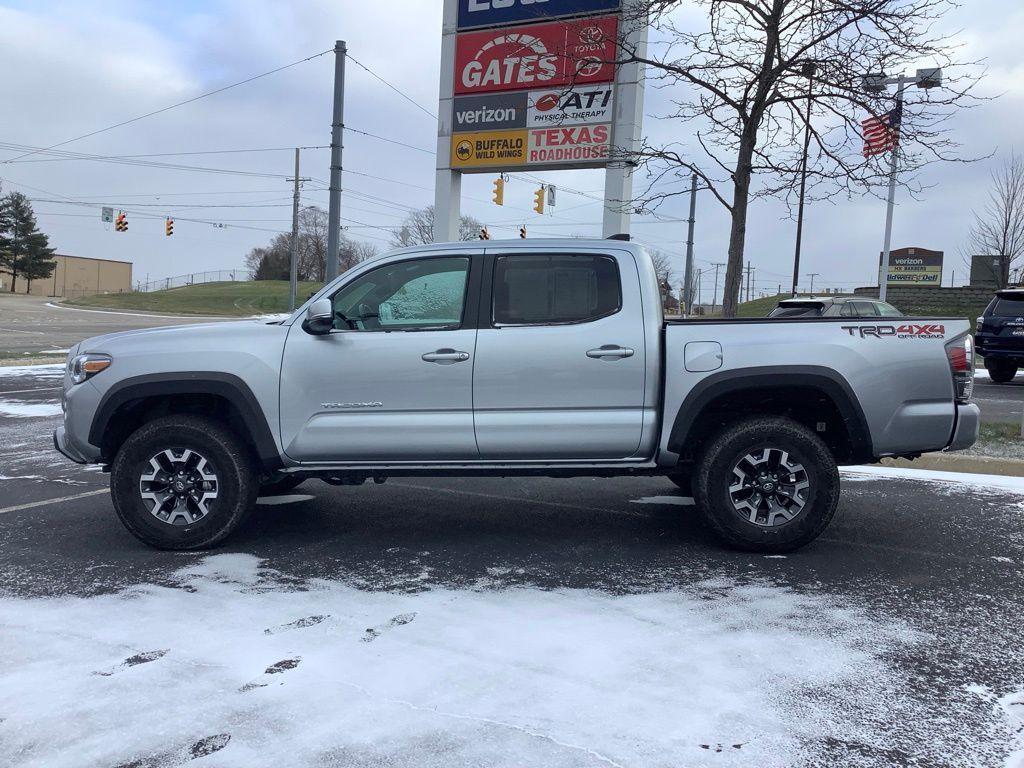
[
  {"x1": 114, "y1": 212, "x2": 128, "y2": 232},
  {"x1": 165, "y1": 217, "x2": 174, "y2": 237},
  {"x1": 492, "y1": 176, "x2": 504, "y2": 206},
  {"x1": 519, "y1": 225, "x2": 526, "y2": 239},
  {"x1": 533, "y1": 186, "x2": 545, "y2": 214},
  {"x1": 479, "y1": 226, "x2": 490, "y2": 240}
]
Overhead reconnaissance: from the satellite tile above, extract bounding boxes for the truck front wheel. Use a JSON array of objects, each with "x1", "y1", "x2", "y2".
[
  {"x1": 110, "y1": 415, "x2": 259, "y2": 550},
  {"x1": 694, "y1": 416, "x2": 839, "y2": 553}
]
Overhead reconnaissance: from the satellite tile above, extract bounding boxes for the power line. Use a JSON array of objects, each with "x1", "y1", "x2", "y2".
[
  {"x1": 345, "y1": 53, "x2": 437, "y2": 120},
  {"x1": 345, "y1": 127, "x2": 433, "y2": 155},
  {"x1": 2, "y1": 48, "x2": 334, "y2": 164},
  {"x1": 5, "y1": 145, "x2": 330, "y2": 164}
]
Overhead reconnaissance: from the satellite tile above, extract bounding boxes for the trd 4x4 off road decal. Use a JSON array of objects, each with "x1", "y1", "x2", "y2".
[{"x1": 841, "y1": 324, "x2": 946, "y2": 339}]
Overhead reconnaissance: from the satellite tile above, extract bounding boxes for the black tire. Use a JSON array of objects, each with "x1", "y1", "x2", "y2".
[
  {"x1": 258, "y1": 474, "x2": 306, "y2": 496},
  {"x1": 985, "y1": 359, "x2": 1017, "y2": 384},
  {"x1": 693, "y1": 416, "x2": 839, "y2": 553},
  {"x1": 110, "y1": 415, "x2": 258, "y2": 550}
]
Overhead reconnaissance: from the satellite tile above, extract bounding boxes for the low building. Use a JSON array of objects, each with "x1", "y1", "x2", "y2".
[{"x1": 0, "y1": 254, "x2": 133, "y2": 298}]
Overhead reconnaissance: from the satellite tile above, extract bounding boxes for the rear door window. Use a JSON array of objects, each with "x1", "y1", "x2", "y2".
[
  {"x1": 492, "y1": 253, "x2": 621, "y2": 326},
  {"x1": 768, "y1": 303, "x2": 824, "y2": 317}
]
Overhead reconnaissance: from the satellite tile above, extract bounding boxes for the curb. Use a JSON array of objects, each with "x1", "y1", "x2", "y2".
[{"x1": 879, "y1": 452, "x2": 1024, "y2": 477}]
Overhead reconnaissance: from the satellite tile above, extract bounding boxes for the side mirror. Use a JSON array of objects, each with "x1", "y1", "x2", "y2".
[{"x1": 302, "y1": 298, "x2": 334, "y2": 335}]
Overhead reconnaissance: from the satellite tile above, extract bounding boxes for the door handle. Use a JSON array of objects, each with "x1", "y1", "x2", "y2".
[
  {"x1": 586, "y1": 345, "x2": 635, "y2": 359},
  {"x1": 422, "y1": 348, "x2": 470, "y2": 364}
]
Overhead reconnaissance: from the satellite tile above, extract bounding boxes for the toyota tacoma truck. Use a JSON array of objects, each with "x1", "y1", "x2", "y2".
[{"x1": 54, "y1": 238, "x2": 979, "y2": 553}]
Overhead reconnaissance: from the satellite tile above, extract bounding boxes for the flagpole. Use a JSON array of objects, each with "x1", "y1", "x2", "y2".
[{"x1": 877, "y1": 84, "x2": 906, "y2": 303}]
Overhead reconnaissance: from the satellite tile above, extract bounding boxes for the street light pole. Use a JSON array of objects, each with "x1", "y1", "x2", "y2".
[{"x1": 791, "y1": 59, "x2": 817, "y2": 297}]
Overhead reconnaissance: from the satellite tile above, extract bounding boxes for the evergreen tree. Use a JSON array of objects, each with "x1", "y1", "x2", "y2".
[{"x1": 0, "y1": 192, "x2": 57, "y2": 293}]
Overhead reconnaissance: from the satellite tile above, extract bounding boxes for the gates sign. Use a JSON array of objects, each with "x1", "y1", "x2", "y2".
[
  {"x1": 455, "y1": 15, "x2": 617, "y2": 95},
  {"x1": 457, "y1": 0, "x2": 621, "y2": 30}
]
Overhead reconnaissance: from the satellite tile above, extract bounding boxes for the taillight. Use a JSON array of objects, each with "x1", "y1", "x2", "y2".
[{"x1": 945, "y1": 334, "x2": 974, "y2": 404}]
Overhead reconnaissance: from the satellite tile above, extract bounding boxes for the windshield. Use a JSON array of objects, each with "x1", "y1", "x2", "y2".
[
  {"x1": 992, "y1": 297, "x2": 1024, "y2": 317},
  {"x1": 768, "y1": 303, "x2": 824, "y2": 318}
]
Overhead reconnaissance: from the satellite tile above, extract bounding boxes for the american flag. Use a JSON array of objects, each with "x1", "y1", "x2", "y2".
[{"x1": 861, "y1": 102, "x2": 902, "y2": 157}]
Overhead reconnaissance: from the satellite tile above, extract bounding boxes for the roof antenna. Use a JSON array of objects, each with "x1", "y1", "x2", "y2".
[{"x1": 607, "y1": 233, "x2": 631, "y2": 241}]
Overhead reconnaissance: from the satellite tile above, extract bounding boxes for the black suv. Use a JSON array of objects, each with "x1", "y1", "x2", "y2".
[{"x1": 976, "y1": 288, "x2": 1024, "y2": 383}]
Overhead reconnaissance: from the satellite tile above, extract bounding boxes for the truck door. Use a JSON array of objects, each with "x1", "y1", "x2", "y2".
[
  {"x1": 279, "y1": 252, "x2": 481, "y2": 462},
  {"x1": 472, "y1": 249, "x2": 646, "y2": 459}
]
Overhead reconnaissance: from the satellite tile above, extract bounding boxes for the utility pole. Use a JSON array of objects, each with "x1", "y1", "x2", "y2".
[
  {"x1": 683, "y1": 173, "x2": 697, "y2": 314},
  {"x1": 325, "y1": 40, "x2": 346, "y2": 284},
  {"x1": 289, "y1": 148, "x2": 301, "y2": 312},
  {"x1": 744, "y1": 261, "x2": 752, "y2": 304},
  {"x1": 807, "y1": 272, "x2": 819, "y2": 294},
  {"x1": 712, "y1": 262, "x2": 725, "y2": 314}
]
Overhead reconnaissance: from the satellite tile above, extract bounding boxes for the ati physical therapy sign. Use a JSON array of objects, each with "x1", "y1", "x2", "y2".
[
  {"x1": 452, "y1": 86, "x2": 613, "y2": 132},
  {"x1": 881, "y1": 247, "x2": 944, "y2": 286},
  {"x1": 457, "y1": 0, "x2": 621, "y2": 29},
  {"x1": 455, "y1": 15, "x2": 617, "y2": 95},
  {"x1": 451, "y1": 124, "x2": 610, "y2": 169}
]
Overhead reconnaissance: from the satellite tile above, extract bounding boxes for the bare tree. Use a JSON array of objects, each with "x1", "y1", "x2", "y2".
[
  {"x1": 619, "y1": 0, "x2": 983, "y2": 315},
  {"x1": 965, "y1": 154, "x2": 1024, "y2": 288},
  {"x1": 392, "y1": 205, "x2": 483, "y2": 247},
  {"x1": 649, "y1": 248, "x2": 680, "y2": 312}
]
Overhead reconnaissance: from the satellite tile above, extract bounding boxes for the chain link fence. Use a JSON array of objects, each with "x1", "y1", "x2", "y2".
[{"x1": 132, "y1": 269, "x2": 254, "y2": 294}]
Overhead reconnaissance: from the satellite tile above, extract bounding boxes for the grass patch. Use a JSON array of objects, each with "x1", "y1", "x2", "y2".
[{"x1": 66, "y1": 281, "x2": 323, "y2": 317}]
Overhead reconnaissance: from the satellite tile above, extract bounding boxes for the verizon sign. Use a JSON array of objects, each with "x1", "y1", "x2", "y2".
[{"x1": 454, "y1": 15, "x2": 618, "y2": 95}]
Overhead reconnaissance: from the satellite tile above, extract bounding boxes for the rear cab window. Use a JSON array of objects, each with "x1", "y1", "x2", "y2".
[{"x1": 492, "y1": 253, "x2": 621, "y2": 326}]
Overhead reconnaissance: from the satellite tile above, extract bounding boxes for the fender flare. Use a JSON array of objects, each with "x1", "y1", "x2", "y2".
[
  {"x1": 89, "y1": 372, "x2": 280, "y2": 470},
  {"x1": 666, "y1": 365, "x2": 873, "y2": 462}
]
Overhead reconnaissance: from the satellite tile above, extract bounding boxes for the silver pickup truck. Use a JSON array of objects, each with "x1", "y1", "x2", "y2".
[{"x1": 54, "y1": 238, "x2": 979, "y2": 553}]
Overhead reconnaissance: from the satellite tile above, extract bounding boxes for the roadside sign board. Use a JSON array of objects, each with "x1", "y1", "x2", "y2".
[
  {"x1": 101, "y1": 206, "x2": 114, "y2": 223},
  {"x1": 526, "y1": 84, "x2": 613, "y2": 126},
  {"x1": 452, "y1": 129, "x2": 528, "y2": 168},
  {"x1": 457, "y1": 0, "x2": 621, "y2": 30},
  {"x1": 454, "y1": 15, "x2": 618, "y2": 95},
  {"x1": 527, "y1": 123, "x2": 610, "y2": 164},
  {"x1": 881, "y1": 247, "x2": 943, "y2": 286},
  {"x1": 453, "y1": 91, "x2": 529, "y2": 132}
]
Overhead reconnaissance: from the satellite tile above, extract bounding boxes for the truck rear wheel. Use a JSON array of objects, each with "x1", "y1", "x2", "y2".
[
  {"x1": 693, "y1": 416, "x2": 839, "y2": 553},
  {"x1": 110, "y1": 415, "x2": 258, "y2": 550},
  {"x1": 985, "y1": 359, "x2": 1017, "y2": 383}
]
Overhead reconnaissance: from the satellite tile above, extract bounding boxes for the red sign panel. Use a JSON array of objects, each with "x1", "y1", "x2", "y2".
[{"x1": 454, "y1": 15, "x2": 617, "y2": 95}]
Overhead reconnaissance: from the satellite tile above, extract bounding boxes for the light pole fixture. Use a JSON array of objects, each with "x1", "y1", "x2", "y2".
[
  {"x1": 791, "y1": 58, "x2": 818, "y2": 296},
  {"x1": 863, "y1": 68, "x2": 942, "y2": 302}
]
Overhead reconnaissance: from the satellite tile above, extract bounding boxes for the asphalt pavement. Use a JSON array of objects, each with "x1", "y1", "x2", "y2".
[
  {"x1": 1, "y1": 362, "x2": 1023, "y2": 767},
  {"x1": 0, "y1": 294, "x2": 229, "y2": 359},
  {"x1": 974, "y1": 374, "x2": 1024, "y2": 424}
]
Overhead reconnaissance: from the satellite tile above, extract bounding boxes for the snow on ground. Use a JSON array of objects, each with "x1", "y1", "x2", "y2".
[
  {"x1": 0, "y1": 553, "x2": 946, "y2": 768},
  {"x1": 0, "y1": 401, "x2": 63, "y2": 418},
  {"x1": 841, "y1": 464, "x2": 1024, "y2": 493}
]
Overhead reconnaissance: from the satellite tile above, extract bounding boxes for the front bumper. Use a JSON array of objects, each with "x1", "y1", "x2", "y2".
[
  {"x1": 945, "y1": 403, "x2": 980, "y2": 452},
  {"x1": 53, "y1": 426, "x2": 87, "y2": 464}
]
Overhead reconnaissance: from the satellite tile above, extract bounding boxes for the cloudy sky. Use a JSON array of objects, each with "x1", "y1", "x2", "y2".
[{"x1": 0, "y1": 0, "x2": 1020, "y2": 300}]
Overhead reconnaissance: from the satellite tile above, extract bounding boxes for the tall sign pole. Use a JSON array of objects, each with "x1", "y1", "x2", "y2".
[
  {"x1": 877, "y1": 83, "x2": 905, "y2": 304},
  {"x1": 325, "y1": 40, "x2": 346, "y2": 283},
  {"x1": 683, "y1": 172, "x2": 697, "y2": 313},
  {"x1": 602, "y1": 0, "x2": 648, "y2": 238},
  {"x1": 433, "y1": 0, "x2": 461, "y2": 243}
]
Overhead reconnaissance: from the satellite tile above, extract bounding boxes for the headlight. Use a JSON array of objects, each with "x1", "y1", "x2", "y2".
[{"x1": 69, "y1": 354, "x2": 112, "y2": 385}]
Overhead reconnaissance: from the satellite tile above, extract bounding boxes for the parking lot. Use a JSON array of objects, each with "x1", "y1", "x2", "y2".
[{"x1": 1, "y1": 308, "x2": 1022, "y2": 767}]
